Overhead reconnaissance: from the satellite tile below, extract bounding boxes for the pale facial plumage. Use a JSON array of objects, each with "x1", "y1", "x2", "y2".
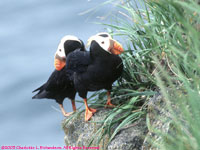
[
  {"x1": 55, "y1": 35, "x2": 81, "y2": 58},
  {"x1": 87, "y1": 32, "x2": 113, "y2": 54}
]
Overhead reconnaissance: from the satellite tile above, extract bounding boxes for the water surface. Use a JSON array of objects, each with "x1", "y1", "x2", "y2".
[{"x1": 0, "y1": 0, "x2": 114, "y2": 146}]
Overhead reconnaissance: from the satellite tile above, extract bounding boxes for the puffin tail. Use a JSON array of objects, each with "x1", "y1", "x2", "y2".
[{"x1": 32, "y1": 85, "x2": 45, "y2": 99}]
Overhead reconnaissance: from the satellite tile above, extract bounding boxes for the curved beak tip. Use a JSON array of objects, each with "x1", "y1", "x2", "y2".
[
  {"x1": 54, "y1": 58, "x2": 66, "y2": 71},
  {"x1": 110, "y1": 41, "x2": 124, "y2": 55}
]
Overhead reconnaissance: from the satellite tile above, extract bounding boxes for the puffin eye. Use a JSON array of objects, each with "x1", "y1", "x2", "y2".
[{"x1": 101, "y1": 41, "x2": 105, "y2": 44}]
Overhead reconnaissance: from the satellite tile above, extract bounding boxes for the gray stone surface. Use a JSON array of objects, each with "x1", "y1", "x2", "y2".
[
  {"x1": 62, "y1": 93, "x2": 172, "y2": 150},
  {"x1": 62, "y1": 108, "x2": 148, "y2": 150},
  {"x1": 142, "y1": 93, "x2": 172, "y2": 150},
  {"x1": 62, "y1": 108, "x2": 111, "y2": 150},
  {"x1": 108, "y1": 118, "x2": 147, "y2": 150}
]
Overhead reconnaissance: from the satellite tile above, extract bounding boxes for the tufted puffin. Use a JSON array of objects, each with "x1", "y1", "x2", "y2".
[
  {"x1": 32, "y1": 35, "x2": 85, "y2": 117},
  {"x1": 65, "y1": 32, "x2": 124, "y2": 121}
]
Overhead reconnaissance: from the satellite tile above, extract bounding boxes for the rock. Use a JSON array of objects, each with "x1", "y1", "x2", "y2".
[
  {"x1": 62, "y1": 93, "x2": 172, "y2": 150},
  {"x1": 142, "y1": 93, "x2": 172, "y2": 150},
  {"x1": 62, "y1": 108, "x2": 147, "y2": 150},
  {"x1": 62, "y1": 108, "x2": 111, "y2": 150},
  {"x1": 108, "y1": 118, "x2": 147, "y2": 150}
]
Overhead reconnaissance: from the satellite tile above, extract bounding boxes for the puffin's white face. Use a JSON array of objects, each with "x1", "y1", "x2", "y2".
[
  {"x1": 55, "y1": 35, "x2": 81, "y2": 58},
  {"x1": 87, "y1": 32, "x2": 124, "y2": 55},
  {"x1": 94, "y1": 35, "x2": 112, "y2": 53},
  {"x1": 54, "y1": 35, "x2": 81, "y2": 71}
]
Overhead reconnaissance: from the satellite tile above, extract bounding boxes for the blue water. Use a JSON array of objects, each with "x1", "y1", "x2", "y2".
[{"x1": 0, "y1": 0, "x2": 114, "y2": 146}]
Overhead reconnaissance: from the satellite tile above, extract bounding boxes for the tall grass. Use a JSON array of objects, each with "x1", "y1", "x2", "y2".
[
  {"x1": 64, "y1": 0, "x2": 200, "y2": 149},
  {"x1": 104, "y1": 0, "x2": 200, "y2": 149}
]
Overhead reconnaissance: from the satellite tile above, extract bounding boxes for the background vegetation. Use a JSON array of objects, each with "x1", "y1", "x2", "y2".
[{"x1": 64, "y1": 0, "x2": 200, "y2": 149}]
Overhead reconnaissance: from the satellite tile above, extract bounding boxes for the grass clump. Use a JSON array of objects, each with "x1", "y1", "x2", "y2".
[
  {"x1": 103, "y1": 0, "x2": 200, "y2": 149},
  {"x1": 64, "y1": 0, "x2": 200, "y2": 149}
]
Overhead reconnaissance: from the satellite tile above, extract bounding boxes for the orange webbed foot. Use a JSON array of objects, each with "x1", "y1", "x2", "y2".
[
  {"x1": 85, "y1": 107, "x2": 97, "y2": 121},
  {"x1": 59, "y1": 104, "x2": 74, "y2": 117},
  {"x1": 83, "y1": 98, "x2": 97, "y2": 121},
  {"x1": 63, "y1": 112, "x2": 73, "y2": 117},
  {"x1": 85, "y1": 109, "x2": 93, "y2": 121},
  {"x1": 89, "y1": 107, "x2": 97, "y2": 113},
  {"x1": 105, "y1": 101, "x2": 116, "y2": 108},
  {"x1": 105, "y1": 91, "x2": 115, "y2": 108}
]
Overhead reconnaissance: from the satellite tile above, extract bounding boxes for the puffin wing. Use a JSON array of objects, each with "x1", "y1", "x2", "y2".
[
  {"x1": 65, "y1": 50, "x2": 91, "y2": 73},
  {"x1": 32, "y1": 70, "x2": 69, "y2": 98}
]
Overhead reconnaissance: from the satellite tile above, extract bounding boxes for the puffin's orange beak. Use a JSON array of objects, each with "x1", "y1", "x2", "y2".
[
  {"x1": 54, "y1": 54, "x2": 66, "y2": 71},
  {"x1": 110, "y1": 40, "x2": 124, "y2": 55}
]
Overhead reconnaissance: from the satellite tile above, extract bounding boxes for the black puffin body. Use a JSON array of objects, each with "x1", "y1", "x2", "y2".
[
  {"x1": 32, "y1": 35, "x2": 85, "y2": 116},
  {"x1": 32, "y1": 68, "x2": 75, "y2": 104},
  {"x1": 66, "y1": 32, "x2": 124, "y2": 121},
  {"x1": 67, "y1": 43, "x2": 123, "y2": 97}
]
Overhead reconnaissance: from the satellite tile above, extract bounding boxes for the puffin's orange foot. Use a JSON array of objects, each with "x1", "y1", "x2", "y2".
[
  {"x1": 63, "y1": 112, "x2": 73, "y2": 117},
  {"x1": 105, "y1": 101, "x2": 116, "y2": 108},
  {"x1": 85, "y1": 109, "x2": 93, "y2": 121},
  {"x1": 89, "y1": 107, "x2": 97, "y2": 113}
]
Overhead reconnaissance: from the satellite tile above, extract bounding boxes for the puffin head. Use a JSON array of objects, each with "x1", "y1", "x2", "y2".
[
  {"x1": 54, "y1": 35, "x2": 85, "y2": 71},
  {"x1": 87, "y1": 32, "x2": 124, "y2": 55}
]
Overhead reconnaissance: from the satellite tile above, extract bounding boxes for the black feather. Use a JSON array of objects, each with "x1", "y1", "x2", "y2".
[
  {"x1": 65, "y1": 40, "x2": 123, "y2": 99},
  {"x1": 32, "y1": 39, "x2": 85, "y2": 104}
]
